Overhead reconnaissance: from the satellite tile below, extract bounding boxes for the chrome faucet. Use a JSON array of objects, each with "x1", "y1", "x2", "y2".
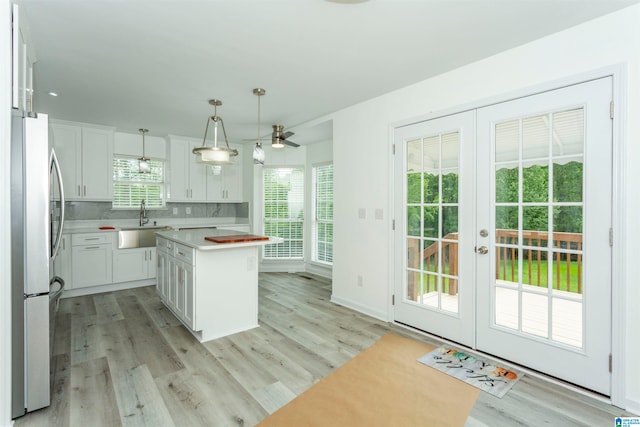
[{"x1": 139, "y1": 199, "x2": 149, "y2": 226}]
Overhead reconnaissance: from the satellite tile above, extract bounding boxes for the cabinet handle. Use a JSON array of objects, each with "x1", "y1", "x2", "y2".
[
  {"x1": 77, "y1": 185, "x2": 81, "y2": 196},
  {"x1": 85, "y1": 246, "x2": 100, "y2": 250},
  {"x1": 144, "y1": 251, "x2": 147, "y2": 261},
  {"x1": 186, "y1": 189, "x2": 188, "y2": 198}
]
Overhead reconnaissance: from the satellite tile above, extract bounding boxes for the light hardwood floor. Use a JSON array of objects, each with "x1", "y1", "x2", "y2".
[{"x1": 15, "y1": 272, "x2": 632, "y2": 426}]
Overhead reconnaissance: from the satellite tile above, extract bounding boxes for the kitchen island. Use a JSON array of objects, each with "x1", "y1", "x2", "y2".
[{"x1": 155, "y1": 228, "x2": 281, "y2": 342}]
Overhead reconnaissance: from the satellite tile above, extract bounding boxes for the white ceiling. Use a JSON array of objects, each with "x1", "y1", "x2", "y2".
[{"x1": 22, "y1": 0, "x2": 636, "y2": 145}]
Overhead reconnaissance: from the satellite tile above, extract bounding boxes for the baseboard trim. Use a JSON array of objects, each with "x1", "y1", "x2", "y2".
[
  {"x1": 305, "y1": 262, "x2": 332, "y2": 279},
  {"x1": 61, "y1": 279, "x2": 154, "y2": 298},
  {"x1": 330, "y1": 295, "x2": 387, "y2": 322},
  {"x1": 626, "y1": 399, "x2": 640, "y2": 415}
]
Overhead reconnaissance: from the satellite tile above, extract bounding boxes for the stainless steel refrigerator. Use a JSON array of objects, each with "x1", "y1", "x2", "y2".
[{"x1": 10, "y1": 109, "x2": 66, "y2": 418}]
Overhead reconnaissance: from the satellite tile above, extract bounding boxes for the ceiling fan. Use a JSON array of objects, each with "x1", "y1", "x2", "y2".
[{"x1": 271, "y1": 124, "x2": 299, "y2": 148}]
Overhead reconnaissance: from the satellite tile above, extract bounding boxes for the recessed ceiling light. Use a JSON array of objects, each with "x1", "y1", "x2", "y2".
[{"x1": 48, "y1": 92, "x2": 58, "y2": 97}]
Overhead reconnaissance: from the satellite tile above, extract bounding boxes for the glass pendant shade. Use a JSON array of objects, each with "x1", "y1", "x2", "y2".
[
  {"x1": 138, "y1": 158, "x2": 150, "y2": 173},
  {"x1": 253, "y1": 142, "x2": 265, "y2": 165},
  {"x1": 200, "y1": 147, "x2": 230, "y2": 163}
]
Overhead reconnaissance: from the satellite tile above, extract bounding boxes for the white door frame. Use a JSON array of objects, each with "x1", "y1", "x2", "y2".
[{"x1": 388, "y1": 64, "x2": 628, "y2": 408}]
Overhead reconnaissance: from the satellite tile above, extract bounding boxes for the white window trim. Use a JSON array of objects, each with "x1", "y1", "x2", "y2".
[{"x1": 312, "y1": 162, "x2": 333, "y2": 265}]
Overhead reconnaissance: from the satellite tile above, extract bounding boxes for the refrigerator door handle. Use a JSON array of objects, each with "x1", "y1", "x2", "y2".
[
  {"x1": 49, "y1": 276, "x2": 65, "y2": 302},
  {"x1": 50, "y1": 149, "x2": 65, "y2": 260}
]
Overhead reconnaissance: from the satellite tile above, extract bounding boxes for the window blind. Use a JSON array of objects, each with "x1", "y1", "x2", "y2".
[
  {"x1": 113, "y1": 157, "x2": 165, "y2": 208},
  {"x1": 263, "y1": 167, "x2": 304, "y2": 260}
]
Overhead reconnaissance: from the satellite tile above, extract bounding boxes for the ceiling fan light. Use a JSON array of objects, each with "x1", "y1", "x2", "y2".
[{"x1": 272, "y1": 139, "x2": 285, "y2": 148}]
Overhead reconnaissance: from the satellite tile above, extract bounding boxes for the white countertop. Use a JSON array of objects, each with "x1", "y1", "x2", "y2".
[
  {"x1": 156, "y1": 229, "x2": 282, "y2": 251},
  {"x1": 63, "y1": 218, "x2": 250, "y2": 234}
]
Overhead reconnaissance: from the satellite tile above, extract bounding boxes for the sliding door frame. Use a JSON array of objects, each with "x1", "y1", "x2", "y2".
[{"x1": 388, "y1": 64, "x2": 628, "y2": 408}]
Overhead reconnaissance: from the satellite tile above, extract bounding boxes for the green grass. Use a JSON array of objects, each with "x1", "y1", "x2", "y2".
[
  {"x1": 496, "y1": 259, "x2": 581, "y2": 294},
  {"x1": 411, "y1": 259, "x2": 582, "y2": 295}
]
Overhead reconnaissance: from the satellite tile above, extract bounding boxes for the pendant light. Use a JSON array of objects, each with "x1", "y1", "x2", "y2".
[
  {"x1": 253, "y1": 88, "x2": 266, "y2": 165},
  {"x1": 138, "y1": 128, "x2": 150, "y2": 173},
  {"x1": 192, "y1": 99, "x2": 238, "y2": 164}
]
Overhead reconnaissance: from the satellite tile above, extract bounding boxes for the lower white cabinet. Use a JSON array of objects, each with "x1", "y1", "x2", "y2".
[
  {"x1": 112, "y1": 248, "x2": 156, "y2": 283},
  {"x1": 71, "y1": 233, "x2": 113, "y2": 288},
  {"x1": 156, "y1": 237, "x2": 196, "y2": 329}
]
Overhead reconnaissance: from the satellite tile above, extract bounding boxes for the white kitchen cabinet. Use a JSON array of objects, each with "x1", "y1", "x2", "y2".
[
  {"x1": 71, "y1": 233, "x2": 113, "y2": 288},
  {"x1": 53, "y1": 234, "x2": 72, "y2": 288},
  {"x1": 112, "y1": 247, "x2": 156, "y2": 283},
  {"x1": 206, "y1": 144, "x2": 244, "y2": 202},
  {"x1": 156, "y1": 237, "x2": 196, "y2": 329},
  {"x1": 51, "y1": 122, "x2": 114, "y2": 201},
  {"x1": 168, "y1": 136, "x2": 207, "y2": 202},
  {"x1": 11, "y1": 3, "x2": 35, "y2": 112}
]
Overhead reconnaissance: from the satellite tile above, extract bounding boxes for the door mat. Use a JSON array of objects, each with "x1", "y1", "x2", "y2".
[
  {"x1": 418, "y1": 347, "x2": 523, "y2": 398},
  {"x1": 257, "y1": 334, "x2": 479, "y2": 427}
]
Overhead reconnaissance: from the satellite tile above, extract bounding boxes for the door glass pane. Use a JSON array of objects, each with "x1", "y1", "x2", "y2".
[
  {"x1": 407, "y1": 139, "x2": 422, "y2": 172},
  {"x1": 406, "y1": 270, "x2": 421, "y2": 303},
  {"x1": 441, "y1": 132, "x2": 459, "y2": 168},
  {"x1": 495, "y1": 164, "x2": 518, "y2": 203},
  {"x1": 552, "y1": 298, "x2": 583, "y2": 347},
  {"x1": 522, "y1": 161, "x2": 549, "y2": 203},
  {"x1": 407, "y1": 206, "x2": 421, "y2": 236},
  {"x1": 407, "y1": 238, "x2": 420, "y2": 269},
  {"x1": 424, "y1": 172, "x2": 439, "y2": 203},
  {"x1": 423, "y1": 274, "x2": 438, "y2": 308},
  {"x1": 495, "y1": 120, "x2": 519, "y2": 162},
  {"x1": 522, "y1": 114, "x2": 549, "y2": 160},
  {"x1": 423, "y1": 240, "x2": 439, "y2": 273},
  {"x1": 496, "y1": 206, "x2": 518, "y2": 243},
  {"x1": 552, "y1": 108, "x2": 584, "y2": 157},
  {"x1": 521, "y1": 250, "x2": 549, "y2": 288},
  {"x1": 423, "y1": 206, "x2": 439, "y2": 238},
  {"x1": 442, "y1": 171, "x2": 458, "y2": 203},
  {"x1": 442, "y1": 206, "x2": 458, "y2": 236},
  {"x1": 407, "y1": 173, "x2": 421, "y2": 204},
  {"x1": 495, "y1": 287, "x2": 518, "y2": 330},
  {"x1": 522, "y1": 292, "x2": 549, "y2": 338},
  {"x1": 423, "y1": 136, "x2": 439, "y2": 170},
  {"x1": 523, "y1": 206, "x2": 548, "y2": 232},
  {"x1": 553, "y1": 158, "x2": 583, "y2": 203}
]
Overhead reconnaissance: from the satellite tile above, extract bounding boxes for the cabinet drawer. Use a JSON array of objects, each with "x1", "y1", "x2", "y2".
[
  {"x1": 72, "y1": 233, "x2": 112, "y2": 246},
  {"x1": 156, "y1": 237, "x2": 174, "y2": 253},
  {"x1": 174, "y1": 243, "x2": 194, "y2": 264}
]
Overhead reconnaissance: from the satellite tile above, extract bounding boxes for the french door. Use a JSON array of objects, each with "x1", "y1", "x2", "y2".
[
  {"x1": 393, "y1": 110, "x2": 476, "y2": 347},
  {"x1": 394, "y1": 77, "x2": 613, "y2": 394}
]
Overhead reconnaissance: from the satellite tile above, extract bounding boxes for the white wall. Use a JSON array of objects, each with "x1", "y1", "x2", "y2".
[
  {"x1": 1, "y1": 1, "x2": 13, "y2": 424},
  {"x1": 331, "y1": 5, "x2": 640, "y2": 411},
  {"x1": 113, "y1": 131, "x2": 166, "y2": 159}
]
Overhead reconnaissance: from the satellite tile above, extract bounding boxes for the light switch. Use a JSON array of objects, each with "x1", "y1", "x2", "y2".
[
  {"x1": 375, "y1": 208, "x2": 384, "y2": 220},
  {"x1": 186, "y1": 207, "x2": 192, "y2": 215},
  {"x1": 358, "y1": 208, "x2": 366, "y2": 219}
]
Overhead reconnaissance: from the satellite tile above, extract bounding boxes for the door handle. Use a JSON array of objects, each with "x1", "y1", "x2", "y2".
[{"x1": 475, "y1": 246, "x2": 489, "y2": 254}]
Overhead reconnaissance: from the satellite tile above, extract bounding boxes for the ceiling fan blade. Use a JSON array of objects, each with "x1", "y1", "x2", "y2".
[
  {"x1": 283, "y1": 139, "x2": 300, "y2": 148},
  {"x1": 282, "y1": 131, "x2": 295, "y2": 139}
]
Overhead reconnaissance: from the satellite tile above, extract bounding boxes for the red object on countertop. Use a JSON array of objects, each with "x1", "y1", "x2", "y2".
[
  {"x1": 205, "y1": 234, "x2": 269, "y2": 243},
  {"x1": 99, "y1": 226, "x2": 116, "y2": 230}
]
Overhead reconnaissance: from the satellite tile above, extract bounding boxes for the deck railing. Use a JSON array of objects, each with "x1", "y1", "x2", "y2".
[{"x1": 407, "y1": 229, "x2": 583, "y2": 302}]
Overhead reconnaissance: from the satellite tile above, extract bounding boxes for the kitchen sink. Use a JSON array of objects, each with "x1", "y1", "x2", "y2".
[{"x1": 118, "y1": 226, "x2": 173, "y2": 249}]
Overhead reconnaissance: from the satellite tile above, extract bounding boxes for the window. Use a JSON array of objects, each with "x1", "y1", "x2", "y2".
[
  {"x1": 113, "y1": 157, "x2": 165, "y2": 208},
  {"x1": 312, "y1": 164, "x2": 333, "y2": 264},
  {"x1": 263, "y1": 167, "x2": 304, "y2": 259}
]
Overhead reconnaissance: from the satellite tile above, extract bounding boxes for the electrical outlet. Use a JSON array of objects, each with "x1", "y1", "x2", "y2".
[
  {"x1": 172, "y1": 207, "x2": 178, "y2": 215},
  {"x1": 358, "y1": 208, "x2": 366, "y2": 219},
  {"x1": 357, "y1": 275, "x2": 363, "y2": 287},
  {"x1": 186, "y1": 207, "x2": 191, "y2": 215}
]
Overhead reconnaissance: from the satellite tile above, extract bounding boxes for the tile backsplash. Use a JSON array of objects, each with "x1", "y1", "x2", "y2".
[{"x1": 64, "y1": 201, "x2": 248, "y2": 221}]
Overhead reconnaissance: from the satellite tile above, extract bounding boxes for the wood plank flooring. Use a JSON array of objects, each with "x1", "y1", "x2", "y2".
[{"x1": 15, "y1": 272, "x2": 633, "y2": 426}]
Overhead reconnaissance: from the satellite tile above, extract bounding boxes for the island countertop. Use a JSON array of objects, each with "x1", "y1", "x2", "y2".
[{"x1": 156, "y1": 228, "x2": 282, "y2": 251}]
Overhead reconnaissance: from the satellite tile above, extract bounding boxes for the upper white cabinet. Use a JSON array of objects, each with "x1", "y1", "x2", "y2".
[
  {"x1": 51, "y1": 122, "x2": 114, "y2": 201},
  {"x1": 167, "y1": 136, "x2": 207, "y2": 202},
  {"x1": 206, "y1": 144, "x2": 244, "y2": 202},
  {"x1": 11, "y1": 3, "x2": 36, "y2": 112}
]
